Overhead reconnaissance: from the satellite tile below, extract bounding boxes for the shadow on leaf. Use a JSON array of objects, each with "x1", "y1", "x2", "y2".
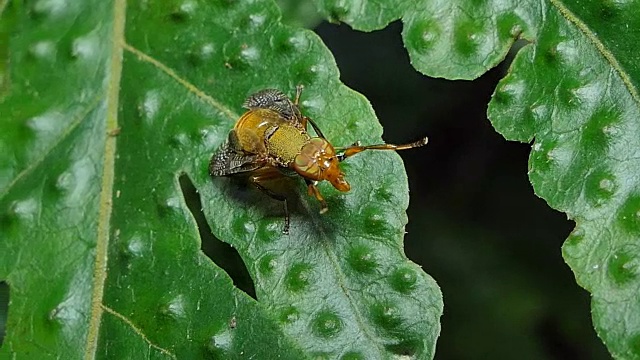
[{"x1": 179, "y1": 174, "x2": 256, "y2": 299}]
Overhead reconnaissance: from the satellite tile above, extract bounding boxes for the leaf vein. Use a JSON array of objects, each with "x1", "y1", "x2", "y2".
[
  {"x1": 300, "y1": 202, "x2": 385, "y2": 354},
  {"x1": 122, "y1": 43, "x2": 238, "y2": 121},
  {"x1": 0, "y1": 94, "x2": 104, "y2": 199},
  {"x1": 550, "y1": 0, "x2": 640, "y2": 107},
  {"x1": 101, "y1": 305, "x2": 177, "y2": 360}
]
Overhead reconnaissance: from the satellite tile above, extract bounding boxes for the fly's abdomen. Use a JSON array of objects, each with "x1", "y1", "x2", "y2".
[{"x1": 234, "y1": 109, "x2": 282, "y2": 155}]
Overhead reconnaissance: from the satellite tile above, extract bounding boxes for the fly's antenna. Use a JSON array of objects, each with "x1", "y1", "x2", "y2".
[{"x1": 336, "y1": 136, "x2": 428, "y2": 161}]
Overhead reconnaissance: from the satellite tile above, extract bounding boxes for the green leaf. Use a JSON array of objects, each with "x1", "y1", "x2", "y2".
[
  {"x1": 313, "y1": 0, "x2": 530, "y2": 80},
  {"x1": 490, "y1": 4, "x2": 640, "y2": 359},
  {"x1": 0, "y1": 0, "x2": 307, "y2": 358},
  {"x1": 275, "y1": 0, "x2": 323, "y2": 28},
  {"x1": 312, "y1": 0, "x2": 640, "y2": 358},
  {"x1": 0, "y1": 0, "x2": 442, "y2": 359}
]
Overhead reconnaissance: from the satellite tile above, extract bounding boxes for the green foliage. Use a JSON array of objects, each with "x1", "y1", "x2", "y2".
[
  {"x1": 312, "y1": 0, "x2": 640, "y2": 358},
  {"x1": 491, "y1": 8, "x2": 640, "y2": 360},
  {"x1": 0, "y1": 0, "x2": 441, "y2": 359},
  {"x1": 276, "y1": 0, "x2": 323, "y2": 28}
]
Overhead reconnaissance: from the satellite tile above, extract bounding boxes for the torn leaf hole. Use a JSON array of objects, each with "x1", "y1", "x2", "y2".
[
  {"x1": 0, "y1": 281, "x2": 8, "y2": 348},
  {"x1": 179, "y1": 174, "x2": 256, "y2": 299}
]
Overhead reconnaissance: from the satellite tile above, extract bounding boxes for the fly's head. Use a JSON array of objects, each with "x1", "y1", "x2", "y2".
[{"x1": 293, "y1": 137, "x2": 350, "y2": 192}]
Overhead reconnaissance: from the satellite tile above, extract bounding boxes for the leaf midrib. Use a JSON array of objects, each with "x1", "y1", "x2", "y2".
[
  {"x1": 83, "y1": 0, "x2": 126, "y2": 358},
  {"x1": 0, "y1": 0, "x2": 8, "y2": 19}
]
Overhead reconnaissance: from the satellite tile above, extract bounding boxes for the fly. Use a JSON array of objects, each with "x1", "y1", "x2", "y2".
[{"x1": 210, "y1": 86, "x2": 428, "y2": 234}]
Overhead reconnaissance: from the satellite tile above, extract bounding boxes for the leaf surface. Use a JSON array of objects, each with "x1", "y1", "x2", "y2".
[
  {"x1": 0, "y1": 0, "x2": 442, "y2": 359},
  {"x1": 311, "y1": 0, "x2": 640, "y2": 357}
]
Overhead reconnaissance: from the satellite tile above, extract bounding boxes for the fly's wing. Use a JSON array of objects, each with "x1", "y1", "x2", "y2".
[
  {"x1": 209, "y1": 130, "x2": 265, "y2": 177},
  {"x1": 209, "y1": 144, "x2": 262, "y2": 176},
  {"x1": 244, "y1": 89, "x2": 328, "y2": 138},
  {"x1": 243, "y1": 89, "x2": 302, "y2": 123}
]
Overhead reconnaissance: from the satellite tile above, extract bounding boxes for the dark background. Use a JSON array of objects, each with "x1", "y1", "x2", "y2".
[{"x1": 314, "y1": 21, "x2": 609, "y2": 360}]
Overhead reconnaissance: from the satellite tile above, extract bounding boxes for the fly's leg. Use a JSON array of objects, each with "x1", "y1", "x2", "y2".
[
  {"x1": 305, "y1": 179, "x2": 328, "y2": 214},
  {"x1": 294, "y1": 84, "x2": 304, "y2": 105},
  {"x1": 252, "y1": 181, "x2": 290, "y2": 234},
  {"x1": 336, "y1": 136, "x2": 429, "y2": 161},
  {"x1": 304, "y1": 116, "x2": 326, "y2": 139},
  {"x1": 294, "y1": 85, "x2": 307, "y2": 130},
  {"x1": 293, "y1": 85, "x2": 327, "y2": 139},
  {"x1": 250, "y1": 170, "x2": 290, "y2": 234}
]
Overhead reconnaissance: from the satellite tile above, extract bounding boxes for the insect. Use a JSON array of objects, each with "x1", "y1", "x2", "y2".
[{"x1": 210, "y1": 86, "x2": 428, "y2": 234}]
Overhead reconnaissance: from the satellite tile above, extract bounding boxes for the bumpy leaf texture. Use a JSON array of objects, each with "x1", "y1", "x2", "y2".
[
  {"x1": 313, "y1": 0, "x2": 640, "y2": 358},
  {"x1": 0, "y1": 0, "x2": 442, "y2": 359}
]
